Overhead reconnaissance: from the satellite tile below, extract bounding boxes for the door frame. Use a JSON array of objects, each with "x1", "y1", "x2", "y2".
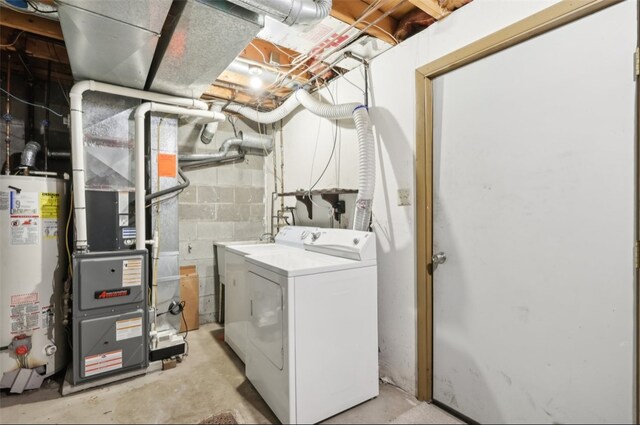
[{"x1": 415, "y1": 1, "x2": 637, "y2": 421}]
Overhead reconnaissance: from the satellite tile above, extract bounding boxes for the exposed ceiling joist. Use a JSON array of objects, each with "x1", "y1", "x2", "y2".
[
  {"x1": 0, "y1": 6, "x2": 63, "y2": 40},
  {"x1": 202, "y1": 84, "x2": 277, "y2": 109},
  {"x1": 331, "y1": 0, "x2": 401, "y2": 45},
  {"x1": 240, "y1": 38, "x2": 312, "y2": 83},
  {"x1": 0, "y1": 28, "x2": 69, "y2": 64},
  {"x1": 408, "y1": 0, "x2": 450, "y2": 19}
]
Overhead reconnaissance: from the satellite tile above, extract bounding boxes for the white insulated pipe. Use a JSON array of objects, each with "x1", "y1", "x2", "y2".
[
  {"x1": 70, "y1": 80, "x2": 209, "y2": 251},
  {"x1": 134, "y1": 102, "x2": 225, "y2": 249},
  {"x1": 225, "y1": 88, "x2": 375, "y2": 231}
]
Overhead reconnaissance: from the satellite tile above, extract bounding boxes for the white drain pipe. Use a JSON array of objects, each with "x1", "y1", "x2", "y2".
[
  {"x1": 226, "y1": 89, "x2": 375, "y2": 231},
  {"x1": 134, "y1": 102, "x2": 226, "y2": 249},
  {"x1": 69, "y1": 80, "x2": 209, "y2": 251}
]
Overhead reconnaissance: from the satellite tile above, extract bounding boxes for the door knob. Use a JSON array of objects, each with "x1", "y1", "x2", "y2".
[{"x1": 432, "y1": 252, "x2": 447, "y2": 270}]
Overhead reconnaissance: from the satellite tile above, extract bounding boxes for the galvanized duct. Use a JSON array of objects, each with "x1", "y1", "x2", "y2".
[
  {"x1": 20, "y1": 141, "x2": 41, "y2": 168},
  {"x1": 226, "y1": 0, "x2": 331, "y2": 25}
]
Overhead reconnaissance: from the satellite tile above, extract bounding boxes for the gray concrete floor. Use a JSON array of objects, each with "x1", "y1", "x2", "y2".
[{"x1": 0, "y1": 323, "x2": 461, "y2": 424}]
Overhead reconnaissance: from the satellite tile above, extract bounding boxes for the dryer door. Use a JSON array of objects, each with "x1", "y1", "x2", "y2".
[{"x1": 248, "y1": 271, "x2": 284, "y2": 370}]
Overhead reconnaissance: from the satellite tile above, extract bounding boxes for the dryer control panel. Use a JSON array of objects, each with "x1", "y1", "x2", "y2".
[{"x1": 303, "y1": 229, "x2": 376, "y2": 261}]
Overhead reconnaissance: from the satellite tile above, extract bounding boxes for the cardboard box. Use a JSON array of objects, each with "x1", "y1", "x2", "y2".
[{"x1": 180, "y1": 265, "x2": 199, "y2": 332}]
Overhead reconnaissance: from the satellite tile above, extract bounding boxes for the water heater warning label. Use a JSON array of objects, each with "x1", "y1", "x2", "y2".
[
  {"x1": 84, "y1": 350, "x2": 123, "y2": 377},
  {"x1": 10, "y1": 292, "x2": 40, "y2": 334},
  {"x1": 9, "y1": 192, "x2": 39, "y2": 246},
  {"x1": 122, "y1": 259, "x2": 142, "y2": 287}
]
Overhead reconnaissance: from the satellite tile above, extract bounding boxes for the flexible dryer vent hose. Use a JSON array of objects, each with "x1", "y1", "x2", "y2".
[{"x1": 225, "y1": 89, "x2": 374, "y2": 231}]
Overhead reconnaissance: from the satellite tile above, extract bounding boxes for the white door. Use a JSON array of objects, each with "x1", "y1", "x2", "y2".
[
  {"x1": 431, "y1": 2, "x2": 637, "y2": 423},
  {"x1": 248, "y1": 271, "x2": 284, "y2": 370}
]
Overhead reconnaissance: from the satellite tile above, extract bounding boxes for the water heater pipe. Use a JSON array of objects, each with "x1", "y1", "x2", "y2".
[
  {"x1": 69, "y1": 80, "x2": 209, "y2": 251},
  {"x1": 225, "y1": 88, "x2": 375, "y2": 231},
  {"x1": 134, "y1": 102, "x2": 226, "y2": 250}
]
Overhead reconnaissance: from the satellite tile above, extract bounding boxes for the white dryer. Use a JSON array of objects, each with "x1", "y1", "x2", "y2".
[
  {"x1": 224, "y1": 226, "x2": 318, "y2": 362},
  {"x1": 245, "y1": 229, "x2": 378, "y2": 424}
]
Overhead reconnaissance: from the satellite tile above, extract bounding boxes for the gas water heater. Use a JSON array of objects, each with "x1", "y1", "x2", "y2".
[{"x1": 0, "y1": 175, "x2": 68, "y2": 393}]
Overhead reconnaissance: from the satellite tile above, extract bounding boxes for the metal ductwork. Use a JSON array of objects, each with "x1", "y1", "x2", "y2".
[
  {"x1": 56, "y1": 0, "x2": 264, "y2": 97},
  {"x1": 56, "y1": 0, "x2": 173, "y2": 89},
  {"x1": 226, "y1": 0, "x2": 332, "y2": 26},
  {"x1": 147, "y1": 0, "x2": 264, "y2": 98}
]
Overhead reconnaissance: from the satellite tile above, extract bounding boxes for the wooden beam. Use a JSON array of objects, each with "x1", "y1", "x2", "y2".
[
  {"x1": 239, "y1": 38, "x2": 313, "y2": 83},
  {"x1": 0, "y1": 6, "x2": 63, "y2": 40},
  {"x1": 408, "y1": 0, "x2": 450, "y2": 19},
  {"x1": 201, "y1": 84, "x2": 277, "y2": 109},
  {"x1": 331, "y1": 0, "x2": 401, "y2": 45},
  {"x1": 1, "y1": 30, "x2": 69, "y2": 64}
]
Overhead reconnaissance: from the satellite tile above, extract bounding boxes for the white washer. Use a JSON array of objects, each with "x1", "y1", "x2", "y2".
[
  {"x1": 245, "y1": 229, "x2": 378, "y2": 424},
  {"x1": 224, "y1": 226, "x2": 318, "y2": 362}
]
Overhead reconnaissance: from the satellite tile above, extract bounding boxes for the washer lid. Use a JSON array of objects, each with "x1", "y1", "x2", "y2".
[
  {"x1": 226, "y1": 243, "x2": 298, "y2": 256},
  {"x1": 246, "y1": 250, "x2": 376, "y2": 277}
]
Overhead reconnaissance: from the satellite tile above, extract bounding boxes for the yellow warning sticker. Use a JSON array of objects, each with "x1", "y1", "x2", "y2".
[{"x1": 39, "y1": 193, "x2": 59, "y2": 219}]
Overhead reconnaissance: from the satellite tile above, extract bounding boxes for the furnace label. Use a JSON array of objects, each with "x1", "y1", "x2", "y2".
[
  {"x1": 9, "y1": 293, "x2": 41, "y2": 334},
  {"x1": 116, "y1": 317, "x2": 143, "y2": 341},
  {"x1": 122, "y1": 259, "x2": 142, "y2": 287},
  {"x1": 84, "y1": 350, "x2": 123, "y2": 377}
]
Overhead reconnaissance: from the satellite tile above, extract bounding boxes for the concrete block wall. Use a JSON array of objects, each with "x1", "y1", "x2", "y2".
[{"x1": 178, "y1": 118, "x2": 267, "y2": 324}]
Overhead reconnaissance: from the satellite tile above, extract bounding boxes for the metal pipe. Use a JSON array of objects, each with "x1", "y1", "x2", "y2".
[
  {"x1": 44, "y1": 60, "x2": 51, "y2": 171},
  {"x1": 179, "y1": 154, "x2": 244, "y2": 170},
  {"x1": 226, "y1": 0, "x2": 331, "y2": 25},
  {"x1": 20, "y1": 141, "x2": 40, "y2": 168},
  {"x1": 145, "y1": 167, "x2": 190, "y2": 202},
  {"x1": 180, "y1": 133, "x2": 273, "y2": 162},
  {"x1": 69, "y1": 80, "x2": 210, "y2": 251},
  {"x1": 4, "y1": 54, "x2": 11, "y2": 175},
  {"x1": 134, "y1": 102, "x2": 225, "y2": 249},
  {"x1": 47, "y1": 151, "x2": 71, "y2": 158}
]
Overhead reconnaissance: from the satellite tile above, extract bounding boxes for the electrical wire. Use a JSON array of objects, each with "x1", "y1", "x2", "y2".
[
  {"x1": 308, "y1": 86, "x2": 339, "y2": 193},
  {"x1": 328, "y1": 65, "x2": 365, "y2": 94},
  {"x1": 0, "y1": 31, "x2": 24, "y2": 48},
  {"x1": 65, "y1": 189, "x2": 74, "y2": 277},
  {"x1": 25, "y1": 0, "x2": 58, "y2": 13},
  {"x1": 179, "y1": 301, "x2": 189, "y2": 340},
  {"x1": 0, "y1": 87, "x2": 63, "y2": 117}
]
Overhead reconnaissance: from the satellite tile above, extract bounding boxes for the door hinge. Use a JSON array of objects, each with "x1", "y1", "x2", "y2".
[
  {"x1": 635, "y1": 241, "x2": 640, "y2": 269},
  {"x1": 635, "y1": 47, "x2": 640, "y2": 78}
]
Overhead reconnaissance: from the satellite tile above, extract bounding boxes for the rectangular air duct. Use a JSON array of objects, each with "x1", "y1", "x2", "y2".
[
  {"x1": 147, "y1": 0, "x2": 263, "y2": 98},
  {"x1": 57, "y1": 0, "x2": 172, "y2": 89}
]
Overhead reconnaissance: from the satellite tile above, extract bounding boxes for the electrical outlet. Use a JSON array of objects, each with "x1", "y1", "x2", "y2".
[{"x1": 398, "y1": 189, "x2": 411, "y2": 206}]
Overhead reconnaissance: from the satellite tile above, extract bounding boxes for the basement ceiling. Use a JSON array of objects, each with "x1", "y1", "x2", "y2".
[{"x1": 0, "y1": 0, "x2": 472, "y2": 109}]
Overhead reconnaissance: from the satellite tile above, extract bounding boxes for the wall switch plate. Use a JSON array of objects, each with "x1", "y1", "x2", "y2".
[{"x1": 398, "y1": 189, "x2": 411, "y2": 206}]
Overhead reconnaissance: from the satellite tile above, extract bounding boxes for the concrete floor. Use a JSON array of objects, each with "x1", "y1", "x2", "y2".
[{"x1": 0, "y1": 324, "x2": 461, "y2": 424}]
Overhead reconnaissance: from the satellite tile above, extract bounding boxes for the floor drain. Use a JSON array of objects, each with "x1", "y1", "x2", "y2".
[{"x1": 199, "y1": 412, "x2": 238, "y2": 424}]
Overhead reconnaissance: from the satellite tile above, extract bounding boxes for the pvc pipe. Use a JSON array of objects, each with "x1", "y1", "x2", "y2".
[
  {"x1": 69, "y1": 80, "x2": 209, "y2": 251},
  {"x1": 134, "y1": 102, "x2": 225, "y2": 249}
]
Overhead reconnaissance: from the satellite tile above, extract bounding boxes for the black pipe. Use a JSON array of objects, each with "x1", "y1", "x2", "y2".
[
  {"x1": 145, "y1": 167, "x2": 190, "y2": 202},
  {"x1": 44, "y1": 61, "x2": 51, "y2": 171}
]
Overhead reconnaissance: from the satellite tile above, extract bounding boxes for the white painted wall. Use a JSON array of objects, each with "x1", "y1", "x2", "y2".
[{"x1": 272, "y1": 0, "x2": 579, "y2": 395}]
